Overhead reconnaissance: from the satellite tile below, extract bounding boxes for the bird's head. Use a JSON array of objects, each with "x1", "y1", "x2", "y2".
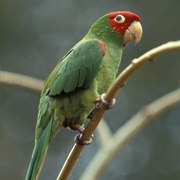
[
  {"x1": 89, "y1": 11, "x2": 142, "y2": 46},
  {"x1": 108, "y1": 11, "x2": 142, "y2": 45}
]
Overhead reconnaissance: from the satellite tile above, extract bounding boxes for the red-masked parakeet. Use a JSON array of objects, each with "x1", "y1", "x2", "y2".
[{"x1": 26, "y1": 11, "x2": 142, "y2": 180}]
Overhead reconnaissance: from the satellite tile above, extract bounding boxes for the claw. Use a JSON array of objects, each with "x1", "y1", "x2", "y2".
[
  {"x1": 69, "y1": 124, "x2": 94, "y2": 145},
  {"x1": 88, "y1": 94, "x2": 116, "y2": 120},
  {"x1": 74, "y1": 134, "x2": 94, "y2": 145},
  {"x1": 95, "y1": 93, "x2": 116, "y2": 110},
  {"x1": 69, "y1": 124, "x2": 84, "y2": 133}
]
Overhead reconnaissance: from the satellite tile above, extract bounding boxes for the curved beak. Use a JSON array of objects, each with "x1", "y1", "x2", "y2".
[{"x1": 123, "y1": 21, "x2": 143, "y2": 45}]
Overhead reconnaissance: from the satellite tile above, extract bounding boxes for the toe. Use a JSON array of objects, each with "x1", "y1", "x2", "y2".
[{"x1": 74, "y1": 134, "x2": 93, "y2": 145}]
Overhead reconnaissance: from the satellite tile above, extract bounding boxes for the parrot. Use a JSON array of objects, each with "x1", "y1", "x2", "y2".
[{"x1": 25, "y1": 11, "x2": 142, "y2": 180}]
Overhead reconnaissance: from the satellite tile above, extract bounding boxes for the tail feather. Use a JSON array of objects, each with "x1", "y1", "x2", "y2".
[{"x1": 25, "y1": 115, "x2": 53, "y2": 180}]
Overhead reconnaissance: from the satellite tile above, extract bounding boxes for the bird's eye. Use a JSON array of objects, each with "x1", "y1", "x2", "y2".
[{"x1": 114, "y1": 15, "x2": 125, "y2": 23}]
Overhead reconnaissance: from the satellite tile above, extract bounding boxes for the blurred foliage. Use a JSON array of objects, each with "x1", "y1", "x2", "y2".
[{"x1": 0, "y1": 0, "x2": 180, "y2": 180}]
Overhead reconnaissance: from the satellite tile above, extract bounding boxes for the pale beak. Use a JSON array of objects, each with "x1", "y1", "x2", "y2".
[{"x1": 123, "y1": 21, "x2": 143, "y2": 45}]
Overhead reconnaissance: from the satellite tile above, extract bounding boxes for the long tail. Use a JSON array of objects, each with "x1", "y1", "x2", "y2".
[{"x1": 25, "y1": 115, "x2": 53, "y2": 180}]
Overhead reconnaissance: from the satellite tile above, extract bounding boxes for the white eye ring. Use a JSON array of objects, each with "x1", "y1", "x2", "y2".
[{"x1": 114, "y1": 15, "x2": 125, "y2": 23}]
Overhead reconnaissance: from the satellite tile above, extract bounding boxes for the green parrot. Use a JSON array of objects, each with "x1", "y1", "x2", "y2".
[{"x1": 26, "y1": 11, "x2": 142, "y2": 180}]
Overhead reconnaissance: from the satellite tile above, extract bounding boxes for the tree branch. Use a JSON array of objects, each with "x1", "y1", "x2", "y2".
[
  {"x1": 56, "y1": 40, "x2": 180, "y2": 180},
  {"x1": 105, "y1": 41, "x2": 180, "y2": 102},
  {"x1": 0, "y1": 70, "x2": 43, "y2": 94},
  {"x1": 80, "y1": 89, "x2": 180, "y2": 180},
  {"x1": 0, "y1": 41, "x2": 179, "y2": 180}
]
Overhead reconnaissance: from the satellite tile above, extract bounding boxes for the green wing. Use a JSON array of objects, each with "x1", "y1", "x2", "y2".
[
  {"x1": 44, "y1": 39, "x2": 105, "y2": 96},
  {"x1": 25, "y1": 39, "x2": 106, "y2": 179}
]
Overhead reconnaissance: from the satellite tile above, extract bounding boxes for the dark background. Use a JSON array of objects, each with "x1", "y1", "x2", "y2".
[{"x1": 0, "y1": 0, "x2": 180, "y2": 179}]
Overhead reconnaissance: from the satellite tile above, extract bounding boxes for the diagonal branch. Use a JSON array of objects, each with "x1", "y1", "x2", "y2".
[
  {"x1": 0, "y1": 41, "x2": 179, "y2": 179},
  {"x1": 56, "y1": 40, "x2": 180, "y2": 180},
  {"x1": 80, "y1": 88, "x2": 180, "y2": 180}
]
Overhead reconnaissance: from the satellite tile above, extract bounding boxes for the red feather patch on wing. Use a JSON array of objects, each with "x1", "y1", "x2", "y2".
[{"x1": 98, "y1": 41, "x2": 106, "y2": 57}]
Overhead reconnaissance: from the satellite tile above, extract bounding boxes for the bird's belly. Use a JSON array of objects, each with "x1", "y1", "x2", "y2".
[{"x1": 48, "y1": 85, "x2": 98, "y2": 129}]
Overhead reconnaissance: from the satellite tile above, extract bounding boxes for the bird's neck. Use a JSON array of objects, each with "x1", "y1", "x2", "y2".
[
  {"x1": 84, "y1": 19, "x2": 123, "y2": 48},
  {"x1": 84, "y1": 23, "x2": 124, "y2": 94}
]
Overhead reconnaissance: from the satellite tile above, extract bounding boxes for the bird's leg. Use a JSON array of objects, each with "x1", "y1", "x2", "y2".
[
  {"x1": 69, "y1": 124, "x2": 93, "y2": 145},
  {"x1": 71, "y1": 94, "x2": 115, "y2": 145}
]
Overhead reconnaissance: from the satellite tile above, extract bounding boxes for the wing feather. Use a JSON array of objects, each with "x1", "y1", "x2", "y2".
[{"x1": 45, "y1": 39, "x2": 105, "y2": 96}]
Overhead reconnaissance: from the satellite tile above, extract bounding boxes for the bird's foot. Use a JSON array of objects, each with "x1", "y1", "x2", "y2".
[
  {"x1": 87, "y1": 94, "x2": 116, "y2": 120},
  {"x1": 69, "y1": 124, "x2": 93, "y2": 145},
  {"x1": 74, "y1": 133, "x2": 94, "y2": 145},
  {"x1": 95, "y1": 93, "x2": 116, "y2": 110},
  {"x1": 69, "y1": 124, "x2": 84, "y2": 133}
]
